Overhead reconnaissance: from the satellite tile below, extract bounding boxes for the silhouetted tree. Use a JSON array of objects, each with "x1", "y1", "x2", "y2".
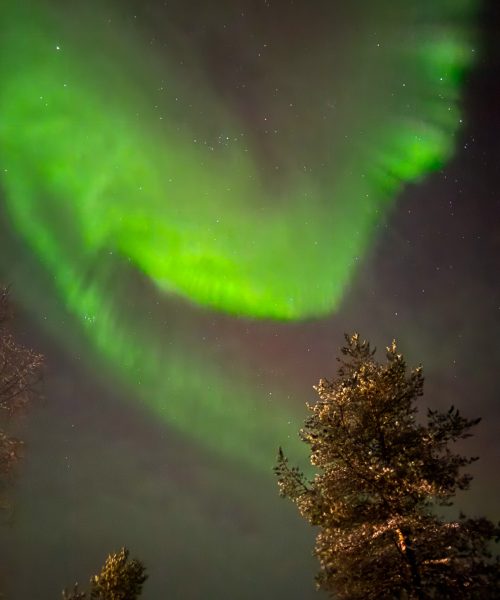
[
  {"x1": 276, "y1": 334, "x2": 500, "y2": 599},
  {"x1": 0, "y1": 286, "x2": 43, "y2": 505},
  {"x1": 62, "y1": 548, "x2": 147, "y2": 600}
]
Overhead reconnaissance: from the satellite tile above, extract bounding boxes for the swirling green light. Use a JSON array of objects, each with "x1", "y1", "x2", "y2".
[
  {"x1": 0, "y1": 0, "x2": 477, "y2": 319},
  {"x1": 0, "y1": 0, "x2": 477, "y2": 466}
]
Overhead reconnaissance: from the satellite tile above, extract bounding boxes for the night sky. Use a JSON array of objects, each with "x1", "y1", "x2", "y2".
[{"x1": 0, "y1": 1, "x2": 499, "y2": 598}]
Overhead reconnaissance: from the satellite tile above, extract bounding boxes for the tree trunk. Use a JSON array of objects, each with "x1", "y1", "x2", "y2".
[{"x1": 395, "y1": 528, "x2": 425, "y2": 600}]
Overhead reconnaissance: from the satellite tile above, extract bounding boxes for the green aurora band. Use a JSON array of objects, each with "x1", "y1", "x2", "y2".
[{"x1": 0, "y1": 0, "x2": 477, "y2": 467}]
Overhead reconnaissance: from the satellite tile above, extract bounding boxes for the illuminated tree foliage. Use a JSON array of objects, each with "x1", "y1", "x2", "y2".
[
  {"x1": 62, "y1": 548, "x2": 147, "y2": 600},
  {"x1": 0, "y1": 287, "x2": 42, "y2": 504},
  {"x1": 276, "y1": 334, "x2": 500, "y2": 599}
]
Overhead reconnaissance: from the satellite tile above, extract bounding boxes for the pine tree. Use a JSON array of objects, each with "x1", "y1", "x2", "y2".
[
  {"x1": 62, "y1": 548, "x2": 147, "y2": 600},
  {"x1": 275, "y1": 334, "x2": 500, "y2": 599}
]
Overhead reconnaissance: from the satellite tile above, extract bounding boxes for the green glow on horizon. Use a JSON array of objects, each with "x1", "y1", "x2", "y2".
[{"x1": 0, "y1": 0, "x2": 477, "y2": 467}]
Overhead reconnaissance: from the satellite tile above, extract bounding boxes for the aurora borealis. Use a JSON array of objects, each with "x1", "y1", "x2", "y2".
[
  {"x1": 1, "y1": 0, "x2": 499, "y2": 598},
  {"x1": 0, "y1": 0, "x2": 476, "y2": 319},
  {"x1": 0, "y1": 0, "x2": 477, "y2": 464}
]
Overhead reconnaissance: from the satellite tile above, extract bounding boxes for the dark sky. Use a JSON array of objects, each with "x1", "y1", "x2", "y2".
[{"x1": 0, "y1": 1, "x2": 499, "y2": 598}]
